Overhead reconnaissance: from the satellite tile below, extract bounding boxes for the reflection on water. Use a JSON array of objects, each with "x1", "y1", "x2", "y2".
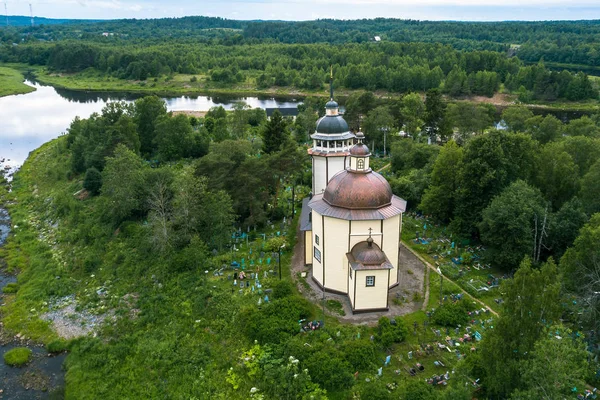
[{"x1": 0, "y1": 81, "x2": 301, "y2": 171}]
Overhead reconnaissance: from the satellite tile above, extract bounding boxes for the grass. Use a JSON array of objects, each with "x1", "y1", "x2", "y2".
[
  {"x1": 0, "y1": 136, "x2": 485, "y2": 397},
  {"x1": 3, "y1": 347, "x2": 32, "y2": 366},
  {"x1": 401, "y1": 214, "x2": 503, "y2": 313},
  {"x1": 0, "y1": 65, "x2": 36, "y2": 97}
]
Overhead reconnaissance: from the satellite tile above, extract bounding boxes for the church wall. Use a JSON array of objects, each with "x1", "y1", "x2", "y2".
[
  {"x1": 313, "y1": 157, "x2": 327, "y2": 195},
  {"x1": 353, "y1": 269, "x2": 389, "y2": 311},
  {"x1": 348, "y1": 265, "x2": 355, "y2": 308},
  {"x1": 304, "y1": 231, "x2": 313, "y2": 265},
  {"x1": 349, "y1": 220, "x2": 383, "y2": 250},
  {"x1": 323, "y1": 216, "x2": 350, "y2": 294},
  {"x1": 312, "y1": 211, "x2": 324, "y2": 287},
  {"x1": 383, "y1": 215, "x2": 401, "y2": 287},
  {"x1": 327, "y1": 156, "x2": 347, "y2": 183}
]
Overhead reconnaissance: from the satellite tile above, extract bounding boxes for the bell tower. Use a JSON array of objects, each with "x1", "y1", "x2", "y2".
[{"x1": 308, "y1": 68, "x2": 356, "y2": 194}]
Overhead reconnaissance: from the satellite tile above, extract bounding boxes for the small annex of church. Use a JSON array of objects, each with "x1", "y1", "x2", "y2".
[{"x1": 300, "y1": 76, "x2": 407, "y2": 313}]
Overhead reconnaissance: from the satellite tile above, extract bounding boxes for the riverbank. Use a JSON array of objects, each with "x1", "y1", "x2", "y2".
[
  {"x1": 6, "y1": 63, "x2": 598, "y2": 113},
  {"x1": 0, "y1": 66, "x2": 36, "y2": 98}
]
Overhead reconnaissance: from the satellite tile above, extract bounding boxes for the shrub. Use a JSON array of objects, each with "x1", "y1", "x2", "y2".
[
  {"x1": 375, "y1": 317, "x2": 408, "y2": 348},
  {"x1": 83, "y1": 167, "x2": 103, "y2": 195},
  {"x1": 431, "y1": 301, "x2": 473, "y2": 327},
  {"x1": 47, "y1": 339, "x2": 69, "y2": 353},
  {"x1": 240, "y1": 296, "x2": 313, "y2": 344},
  {"x1": 304, "y1": 349, "x2": 354, "y2": 391},
  {"x1": 4, "y1": 347, "x2": 32, "y2": 366},
  {"x1": 272, "y1": 280, "x2": 294, "y2": 299},
  {"x1": 2, "y1": 282, "x2": 19, "y2": 294}
]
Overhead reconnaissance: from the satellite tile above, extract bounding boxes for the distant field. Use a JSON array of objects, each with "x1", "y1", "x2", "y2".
[{"x1": 0, "y1": 66, "x2": 35, "y2": 97}]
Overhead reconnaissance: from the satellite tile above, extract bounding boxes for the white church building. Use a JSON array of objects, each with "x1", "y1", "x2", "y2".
[{"x1": 300, "y1": 86, "x2": 407, "y2": 313}]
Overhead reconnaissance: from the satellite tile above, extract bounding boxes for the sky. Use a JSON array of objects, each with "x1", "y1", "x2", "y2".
[{"x1": 2, "y1": 0, "x2": 600, "y2": 22}]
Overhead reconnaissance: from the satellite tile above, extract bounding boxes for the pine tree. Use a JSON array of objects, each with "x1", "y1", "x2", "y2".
[{"x1": 262, "y1": 109, "x2": 288, "y2": 154}]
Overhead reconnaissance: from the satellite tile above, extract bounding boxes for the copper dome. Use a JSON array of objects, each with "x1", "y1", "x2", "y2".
[
  {"x1": 323, "y1": 170, "x2": 392, "y2": 210},
  {"x1": 350, "y1": 240, "x2": 388, "y2": 266},
  {"x1": 350, "y1": 142, "x2": 370, "y2": 156}
]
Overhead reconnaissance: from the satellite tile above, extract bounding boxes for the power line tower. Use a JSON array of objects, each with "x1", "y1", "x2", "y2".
[
  {"x1": 4, "y1": 2, "x2": 8, "y2": 27},
  {"x1": 29, "y1": 3, "x2": 34, "y2": 27}
]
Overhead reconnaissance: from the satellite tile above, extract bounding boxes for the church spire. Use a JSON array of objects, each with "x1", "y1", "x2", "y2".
[{"x1": 330, "y1": 65, "x2": 334, "y2": 101}]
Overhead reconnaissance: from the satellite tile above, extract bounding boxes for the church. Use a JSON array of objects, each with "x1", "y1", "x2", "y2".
[{"x1": 300, "y1": 84, "x2": 407, "y2": 313}]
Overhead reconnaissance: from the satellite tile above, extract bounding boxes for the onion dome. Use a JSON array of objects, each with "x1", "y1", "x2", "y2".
[
  {"x1": 315, "y1": 114, "x2": 349, "y2": 134},
  {"x1": 347, "y1": 240, "x2": 393, "y2": 270},
  {"x1": 322, "y1": 170, "x2": 392, "y2": 210},
  {"x1": 326, "y1": 100, "x2": 339, "y2": 109}
]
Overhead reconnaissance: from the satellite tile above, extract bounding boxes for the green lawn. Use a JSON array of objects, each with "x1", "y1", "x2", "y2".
[{"x1": 0, "y1": 65, "x2": 36, "y2": 97}]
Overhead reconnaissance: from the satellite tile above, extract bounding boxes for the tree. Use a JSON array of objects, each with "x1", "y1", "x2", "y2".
[
  {"x1": 424, "y1": 88, "x2": 449, "y2": 143},
  {"x1": 501, "y1": 106, "x2": 534, "y2": 133},
  {"x1": 363, "y1": 106, "x2": 394, "y2": 154},
  {"x1": 527, "y1": 114, "x2": 563, "y2": 144},
  {"x1": 83, "y1": 167, "x2": 103, "y2": 195},
  {"x1": 479, "y1": 180, "x2": 547, "y2": 269},
  {"x1": 229, "y1": 102, "x2": 250, "y2": 139},
  {"x1": 172, "y1": 167, "x2": 234, "y2": 249},
  {"x1": 133, "y1": 96, "x2": 167, "y2": 157},
  {"x1": 399, "y1": 93, "x2": 425, "y2": 140},
  {"x1": 154, "y1": 114, "x2": 194, "y2": 162},
  {"x1": 446, "y1": 102, "x2": 494, "y2": 140},
  {"x1": 453, "y1": 130, "x2": 537, "y2": 235},
  {"x1": 479, "y1": 258, "x2": 561, "y2": 398},
  {"x1": 561, "y1": 214, "x2": 600, "y2": 332},
  {"x1": 101, "y1": 144, "x2": 147, "y2": 225},
  {"x1": 511, "y1": 325, "x2": 588, "y2": 400},
  {"x1": 567, "y1": 116, "x2": 600, "y2": 138},
  {"x1": 580, "y1": 159, "x2": 600, "y2": 215},
  {"x1": 420, "y1": 141, "x2": 463, "y2": 222},
  {"x1": 547, "y1": 197, "x2": 588, "y2": 260},
  {"x1": 262, "y1": 109, "x2": 288, "y2": 154},
  {"x1": 534, "y1": 143, "x2": 580, "y2": 210},
  {"x1": 145, "y1": 168, "x2": 174, "y2": 253}
]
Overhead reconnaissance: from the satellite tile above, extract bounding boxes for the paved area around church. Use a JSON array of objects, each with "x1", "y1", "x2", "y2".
[{"x1": 291, "y1": 222, "x2": 428, "y2": 325}]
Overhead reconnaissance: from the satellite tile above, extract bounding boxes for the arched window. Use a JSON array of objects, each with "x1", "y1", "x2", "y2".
[{"x1": 357, "y1": 158, "x2": 365, "y2": 170}]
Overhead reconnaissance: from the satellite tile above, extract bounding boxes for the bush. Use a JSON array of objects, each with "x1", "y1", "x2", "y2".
[
  {"x1": 47, "y1": 339, "x2": 69, "y2": 353},
  {"x1": 240, "y1": 296, "x2": 313, "y2": 344},
  {"x1": 375, "y1": 317, "x2": 408, "y2": 348},
  {"x1": 4, "y1": 347, "x2": 32, "y2": 366},
  {"x1": 2, "y1": 282, "x2": 19, "y2": 294},
  {"x1": 83, "y1": 167, "x2": 103, "y2": 195},
  {"x1": 431, "y1": 301, "x2": 473, "y2": 327},
  {"x1": 304, "y1": 349, "x2": 354, "y2": 391},
  {"x1": 272, "y1": 280, "x2": 294, "y2": 299}
]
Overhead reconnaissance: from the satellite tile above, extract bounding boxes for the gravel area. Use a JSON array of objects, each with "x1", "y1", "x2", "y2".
[{"x1": 41, "y1": 295, "x2": 111, "y2": 339}]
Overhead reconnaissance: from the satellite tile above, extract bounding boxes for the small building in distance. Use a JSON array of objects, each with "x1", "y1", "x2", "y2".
[{"x1": 266, "y1": 107, "x2": 298, "y2": 120}]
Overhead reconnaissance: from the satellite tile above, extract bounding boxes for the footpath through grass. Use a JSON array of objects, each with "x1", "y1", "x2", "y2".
[{"x1": 0, "y1": 65, "x2": 36, "y2": 97}]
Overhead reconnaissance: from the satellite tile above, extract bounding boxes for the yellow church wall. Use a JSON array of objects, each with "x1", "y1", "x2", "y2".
[
  {"x1": 353, "y1": 269, "x2": 389, "y2": 311},
  {"x1": 313, "y1": 157, "x2": 328, "y2": 195},
  {"x1": 349, "y1": 220, "x2": 383, "y2": 250},
  {"x1": 348, "y1": 266, "x2": 355, "y2": 308},
  {"x1": 312, "y1": 155, "x2": 348, "y2": 195},
  {"x1": 383, "y1": 215, "x2": 401, "y2": 287},
  {"x1": 323, "y1": 216, "x2": 350, "y2": 293},
  {"x1": 304, "y1": 230, "x2": 313, "y2": 265},
  {"x1": 312, "y1": 211, "x2": 324, "y2": 286}
]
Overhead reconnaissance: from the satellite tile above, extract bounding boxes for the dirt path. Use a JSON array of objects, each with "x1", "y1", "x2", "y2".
[
  {"x1": 400, "y1": 242, "x2": 499, "y2": 317},
  {"x1": 376, "y1": 163, "x2": 390, "y2": 173}
]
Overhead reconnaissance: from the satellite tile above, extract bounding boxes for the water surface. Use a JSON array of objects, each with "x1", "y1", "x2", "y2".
[{"x1": 0, "y1": 81, "x2": 301, "y2": 171}]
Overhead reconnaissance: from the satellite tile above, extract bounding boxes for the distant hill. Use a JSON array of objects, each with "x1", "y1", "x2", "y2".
[{"x1": 2, "y1": 15, "x2": 104, "y2": 27}]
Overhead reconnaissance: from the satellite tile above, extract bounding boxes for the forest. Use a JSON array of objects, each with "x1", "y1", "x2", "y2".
[
  {"x1": 0, "y1": 17, "x2": 599, "y2": 101},
  {"x1": 1, "y1": 13, "x2": 600, "y2": 400},
  {"x1": 1, "y1": 86, "x2": 600, "y2": 398}
]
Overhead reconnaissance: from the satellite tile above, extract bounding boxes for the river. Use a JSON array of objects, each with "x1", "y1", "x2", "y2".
[{"x1": 0, "y1": 80, "x2": 301, "y2": 172}]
